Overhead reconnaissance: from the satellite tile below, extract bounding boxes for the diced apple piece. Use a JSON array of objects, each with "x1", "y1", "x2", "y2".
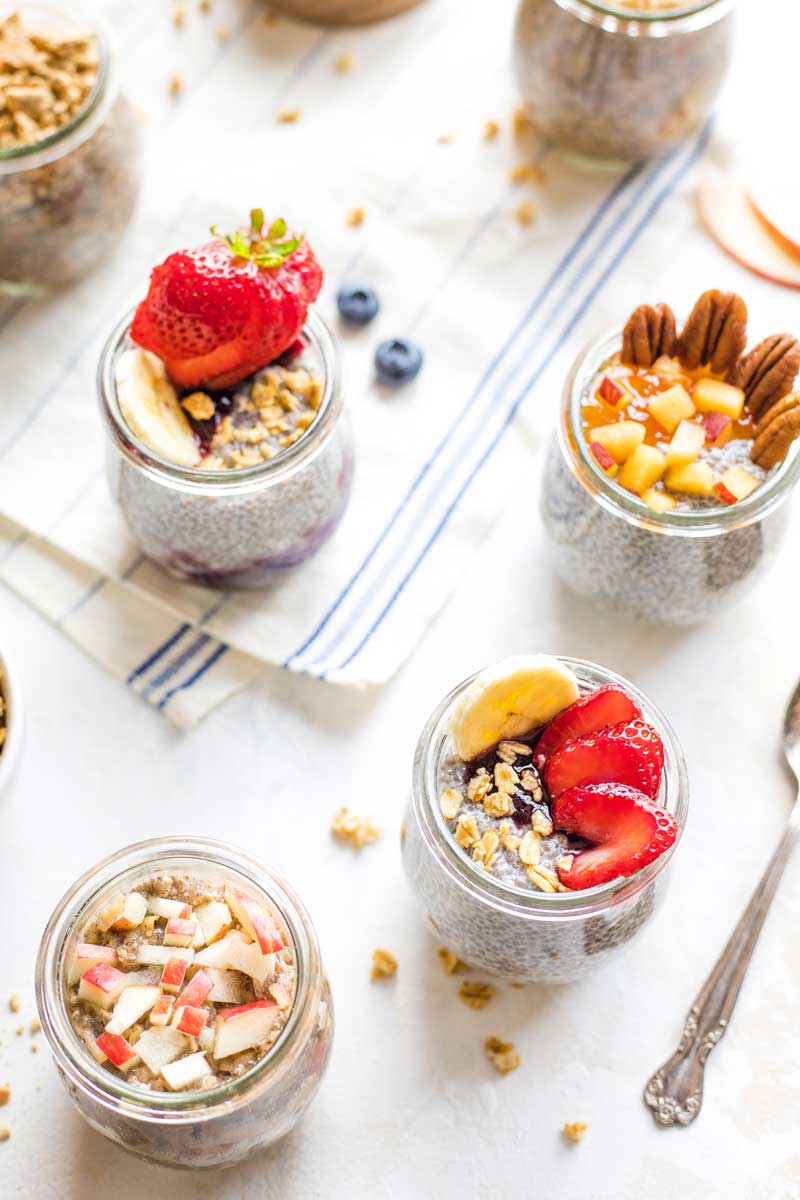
[
  {"x1": 135, "y1": 1027, "x2": 188, "y2": 1074},
  {"x1": 194, "y1": 901, "x2": 233, "y2": 947},
  {"x1": 702, "y1": 411, "x2": 733, "y2": 446},
  {"x1": 194, "y1": 930, "x2": 251, "y2": 969},
  {"x1": 161, "y1": 1051, "x2": 211, "y2": 1091},
  {"x1": 95, "y1": 1032, "x2": 139, "y2": 1071},
  {"x1": 197, "y1": 1025, "x2": 215, "y2": 1053},
  {"x1": 648, "y1": 384, "x2": 695, "y2": 434},
  {"x1": 664, "y1": 462, "x2": 714, "y2": 496},
  {"x1": 135, "y1": 945, "x2": 194, "y2": 967},
  {"x1": 172, "y1": 1006, "x2": 207, "y2": 1039},
  {"x1": 598, "y1": 375, "x2": 624, "y2": 406},
  {"x1": 146, "y1": 897, "x2": 192, "y2": 920},
  {"x1": 618, "y1": 445, "x2": 667, "y2": 495},
  {"x1": 590, "y1": 441, "x2": 618, "y2": 477},
  {"x1": 213, "y1": 1001, "x2": 279, "y2": 1061},
  {"x1": 665, "y1": 419, "x2": 705, "y2": 468},
  {"x1": 86, "y1": 1037, "x2": 108, "y2": 1065},
  {"x1": 692, "y1": 378, "x2": 745, "y2": 420},
  {"x1": 149, "y1": 994, "x2": 175, "y2": 1026},
  {"x1": 107, "y1": 985, "x2": 161, "y2": 1035},
  {"x1": 269, "y1": 982, "x2": 293, "y2": 1010},
  {"x1": 68, "y1": 943, "x2": 117, "y2": 985},
  {"x1": 110, "y1": 893, "x2": 148, "y2": 932},
  {"x1": 714, "y1": 465, "x2": 760, "y2": 505},
  {"x1": 78, "y1": 964, "x2": 128, "y2": 1010},
  {"x1": 641, "y1": 488, "x2": 677, "y2": 514},
  {"x1": 591, "y1": 421, "x2": 645, "y2": 464},
  {"x1": 204, "y1": 967, "x2": 247, "y2": 1006},
  {"x1": 176, "y1": 969, "x2": 214, "y2": 1010},
  {"x1": 225, "y1": 940, "x2": 276, "y2": 984},
  {"x1": 164, "y1": 917, "x2": 198, "y2": 948},
  {"x1": 160, "y1": 956, "x2": 190, "y2": 995},
  {"x1": 96, "y1": 894, "x2": 125, "y2": 932},
  {"x1": 224, "y1": 887, "x2": 284, "y2": 955}
]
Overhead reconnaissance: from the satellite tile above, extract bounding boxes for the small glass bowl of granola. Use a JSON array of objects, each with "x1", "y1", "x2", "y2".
[
  {"x1": 402, "y1": 654, "x2": 688, "y2": 983},
  {"x1": 98, "y1": 307, "x2": 355, "y2": 589},
  {"x1": 36, "y1": 837, "x2": 334, "y2": 1169},
  {"x1": 0, "y1": 4, "x2": 140, "y2": 291},
  {"x1": 513, "y1": 0, "x2": 735, "y2": 164}
]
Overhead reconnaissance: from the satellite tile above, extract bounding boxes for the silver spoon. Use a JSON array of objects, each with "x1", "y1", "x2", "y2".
[{"x1": 643, "y1": 676, "x2": 800, "y2": 1127}]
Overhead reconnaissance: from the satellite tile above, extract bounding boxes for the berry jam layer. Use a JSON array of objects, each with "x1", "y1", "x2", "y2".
[
  {"x1": 439, "y1": 655, "x2": 678, "y2": 893},
  {"x1": 583, "y1": 290, "x2": 800, "y2": 513},
  {"x1": 68, "y1": 873, "x2": 295, "y2": 1092}
]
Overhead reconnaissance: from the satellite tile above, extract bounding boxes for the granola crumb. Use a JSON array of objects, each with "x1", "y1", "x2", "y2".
[
  {"x1": 439, "y1": 787, "x2": 463, "y2": 821},
  {"x1": 181, "y1": 391, "x2": 215, "y2": 421},
  {"x1": 331, "y1": 807, "x2": 382, "y2": 849},
  {"x1": 513, "y1": 105, "x2": 535, "y2": 137},
  {"x1": 437, "y1": 947, "x2": 463, "y2": 975},
  {"x1": 345, "y1": 206, "x2": 365, "y2": 228},
  {"x1": 485, "y1": 1036, "x2": 520, "y2": 1075},
  {"x1": 30, "y1": 1044, "x2": 38, "y2": 1054},
  {"x1": 8, "y1": 996, "x2": 19, "y2": 1014},
  {"x1": 169, "y1": 73, "x2": 183, "y2": 98},
  {"x1": 454, "y1": 813, "x2": 479, "y2": 849},
  {"x1": 29, "y1": 1019, "x2": 40, "y2": 1036},
  {"x1": 515, "y1": 202, "x2": 536, "y2": 227},
  {"x1": 0, "y1": 1085, "x2": 9, "y2": 1106},
  {"x1": 370, "y1": 948, "x2": 397, "y2": 981},
  {"x1": 173, "y1": 4, "x2": 186, "y2": 29},
  {"x1": 458, "y1": 981, "x2": 496, "y2": 1010},
  {"x1": 0, "y1": 1128, "x2": 9, "y2": 1143},
  {"x1": 437, "y1": 132, "x2": 454, "y2": 144},
  {"x1": 472, "y1": 829, "x2": 499, "y2": 872},
  {"x1": 483, "y1": 118, "x2": 500, "y2": 141},
  {"x1": 335, "y1": 51, "x2": 355, "y2": 73},
  {"x1": 277, "y1": 107, "x2": 301, "y2": 123},
  {"x1": 14, "y1": 1027, "x2": 23, "y2": 1038},
  {"x1": 510, "y1": 162, "x2": 544, "y2": 185},
  {"x1": 563, "y1": 1121, "x2": 588, "y2": 1144}
]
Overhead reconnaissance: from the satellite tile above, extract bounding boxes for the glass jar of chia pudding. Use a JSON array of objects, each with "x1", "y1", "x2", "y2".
[
  {"x1": 0, "y1": 4, "x2": 140, "y2": 290},
  {"x1": 35, "y1": 837, "x2": 334, "y2": 1170},
  {"x1": 541, "y1": 329, "x2": 800, "y2": 625},
  {"x1": 98, "y1": 307, "x2": 355, "y2": 590},
  {"x1": 513, "y1": 0, "x2": 735, "y2": 164},
  {"x1": 401, "y1": 658, "x2": 688, "y2": 983}
]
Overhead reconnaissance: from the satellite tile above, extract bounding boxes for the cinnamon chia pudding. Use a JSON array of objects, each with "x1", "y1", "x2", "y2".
[
  {"x1": 542, "y1": 290, "x2": 800, "y2": 624},
  {"x1": 98, "y1": 213, "x2": 354, "y2": 589},
  {"x1": 401, "y1": 654, "x2": 688, "y2": 982}
]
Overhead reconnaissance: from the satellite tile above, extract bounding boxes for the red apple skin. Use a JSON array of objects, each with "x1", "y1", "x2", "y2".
[
  {"x1": 95, "y1": 1032, "x2": 137, "y2": 1069},
  {"x1": 161, "y1": 957, "x2": 189, "y2": 994},
  {"x1": 174, "y1": 1005, "x2": 206, "y2": 1038},
  {"x1": 590, "y1": 441, "x2": 616, "y2": 473},
  {"x1": 176, "y1": 969, "x2": 214, "y2": 1010},
  {"x1": 702, "y1": 412, "x2": 732, "y2": 445},
  {"x1": 599, "y1": 375, "x2": 624, "y2": 406},
  {"x1": 217, "y1": 999, "x2": 278, "y2": 1024},
  {"x1": 713, "y1": 481, "x2": 738, "y2": 506}
]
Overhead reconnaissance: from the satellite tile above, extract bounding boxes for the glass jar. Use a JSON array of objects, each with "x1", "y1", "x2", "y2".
[
  {"x1": 0, "y1": 3, "x2": 140, "y2": 290},
  {"x1": 401, "y1": 657, "x2": 688, "y2": 983},
  {"x1": 98, "y1": 308, "x2": 355, "y2": 589},
  {"x1": 513, "y1": 0, "x2": 735, "y2": 164},
  {"x1": 541, "y1": 329, "x2": 800, "y2": 624},
  {"x1": 36, "y1": 837, "x2": 334, "y2": 1170}
]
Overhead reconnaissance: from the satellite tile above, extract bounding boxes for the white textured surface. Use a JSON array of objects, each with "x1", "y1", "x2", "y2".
[{"x1": 2, "y1": 0, "x2": 800, "y2": 1197}]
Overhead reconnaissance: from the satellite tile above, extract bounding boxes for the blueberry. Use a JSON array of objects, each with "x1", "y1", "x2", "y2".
[
  {"x1": 375, "y1": 338, "x2": 423, "y2": 385},
  {"x1": 336, "y1": 283, "x2": 380, "y2": 327}
]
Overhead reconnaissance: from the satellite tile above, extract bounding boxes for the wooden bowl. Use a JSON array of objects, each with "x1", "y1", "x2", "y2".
[{"x1": 271, "y1": 0, "x2": 426, "y2": 25}]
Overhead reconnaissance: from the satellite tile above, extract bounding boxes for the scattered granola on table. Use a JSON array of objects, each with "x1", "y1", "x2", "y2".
[
  {"x1": 8, "y1": 996, "x2": 19, "y2": 1014},
  {"x1": 0, "y1": 1085, "x2": 10, "y2": 1106},
  {"x1": 0, "y1": 1128, "x2": 9, "y2": 1143},
  {"x1": 457, "y1": 981, "x2": 495, "y2": 1010},
  {"x1": 331, "y1": 808, "x2": 382, "y2": 849},
  {"x1": 563, "y1": 1120, "x2": 588, "y2": 1144},
  {"x1": 437, "y1": 947, "x2": 463, "y2": 976},
  {"x1": 485, "y1": 1036, "x2": 520, "y2": 1075},
  {"x1": 370, "y1": 949, "x2": 397, "y2": 981}
]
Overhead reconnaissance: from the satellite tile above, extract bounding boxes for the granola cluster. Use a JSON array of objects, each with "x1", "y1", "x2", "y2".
[
  {"x1": 331, "y1": 807, "x2": 382, "y2": 849},
  {"x1": 0, "y1": 12, "x2": 99, "y2": 149}
]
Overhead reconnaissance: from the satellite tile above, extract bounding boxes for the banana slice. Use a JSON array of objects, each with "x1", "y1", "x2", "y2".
[
  {"x1": 450, "y1": 654, "x2": 580, "y2": 761},
  {"x1": 115, "y1": 348, "x2": 201, "y2": 467}
]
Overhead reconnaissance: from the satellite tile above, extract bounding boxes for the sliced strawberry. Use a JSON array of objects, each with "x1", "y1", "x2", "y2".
[
  {"x1": 554, "y1": 783, "x2": 678, "y2": 890},
  {"x1": 536, "y1": 686, "x2": 641, "y2": 760},
  {"x1": 544, "y1": 719, "x2": 664, "y2": 800}
]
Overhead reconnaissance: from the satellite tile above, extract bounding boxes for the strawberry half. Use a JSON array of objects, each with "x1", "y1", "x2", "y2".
[
  {"x1": 131, "y1": 212, "x2": 322, "y2": 390},
  {"x1": 554, "y1": 783, "x2": 678, "y2": 890},
  {"x1": 544, "y1": 719, "x2": 664, "y2": 800},
  {"x1": 535, "y1": 685, "x2": 641, "y2": 760}
]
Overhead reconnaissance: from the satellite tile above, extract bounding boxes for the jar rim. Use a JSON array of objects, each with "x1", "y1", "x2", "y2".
[
  {"x1": 97, "y1": 306, "x2": 343, "y2": 495},
  {"x1": 0, "y1": 2, "x2": 115, "y2": 171},
  {"x1": 555, "y1": 0, "x2": 731, "y2": 25},
  {"x1": 412, "y1": 656, "x2": 689, "y2": 918},
  {"x1": 560, "y1": 326, "x2": 800, "y2": 538},
  {"x1": 35, "y1": 836, "x2": 321, "y2": 1118}
]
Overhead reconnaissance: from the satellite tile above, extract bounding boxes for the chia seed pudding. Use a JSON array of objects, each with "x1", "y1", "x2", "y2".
[
  {"x1": 542, "y1": 293, "x2": 800, "y2": 624},
  {"x1": 0, "y1": 6, "x2": 140, "y2": 290},
  {"x1": 513, "y1": 0, "x2": 734, "y2": 164},
  {"x1": 401, "y1": 655, "x2": 688, "y2": 983},
  {"x1": 36, "y1": 838, "x2": 334, "y2": 1169}
]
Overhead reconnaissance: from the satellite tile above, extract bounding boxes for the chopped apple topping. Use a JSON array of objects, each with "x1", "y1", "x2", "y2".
[
  {"x1": 618, "y1": 445, "x2": 666, "y2": 495},
  {"x1": 161, "y1": 1051, "x2": 211, "y2": 1091},
  {"x1": 664, "y1": 462, "x2": 714, "y2": 496},
  {"x1": 692, "y1": 378, "x2": 745, "y2": 421},
  {"x1": 648, "y1": 384, "x2": 695, "y2": 435}
]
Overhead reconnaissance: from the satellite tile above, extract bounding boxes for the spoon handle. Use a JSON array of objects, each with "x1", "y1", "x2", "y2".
[{"x1": 644, "y1": 812, "x2": 800, "y2": 1127}]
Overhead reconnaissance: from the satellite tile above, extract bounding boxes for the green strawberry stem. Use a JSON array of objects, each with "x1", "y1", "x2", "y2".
[{"x1": 210, "y1": 211, "x2": 303, "y2": 269}]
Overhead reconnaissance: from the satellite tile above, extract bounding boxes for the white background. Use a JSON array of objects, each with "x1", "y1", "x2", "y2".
[{"x1": 2, "y1": 0, "x2": 800, "y2": 1197}]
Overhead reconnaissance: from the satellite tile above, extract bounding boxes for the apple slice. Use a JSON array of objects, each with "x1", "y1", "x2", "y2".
[
  {"x1": 618, "y1": 445, "x2": 667, "y2": 495},
  {"x1": 78, "y1": 963, "x2": 129, "y2": 1010},
  {"x1": 175, "y1": 969, "x2": 214, "y2": 1010},
  {"x1": 161, "y1": 1051, "x2": 211, "y2": 1091},
  {"x1": 641, "y1": 488, "x2": 677, "y2": 514},
  {"x1": 172, "y1": 1005, "x2": 207, "y2": 1039},
  {"x1": 749, "y1": 168, "x2": 800, "y2": 260},
  {"x1": 194, "y1": 930, "x2": 251, "y2": 969},
  {"x1": 702, "y1": 411, "x2": 733, "y2": 446},
  {"x1": 110, "y1": 893, "x2": 148, "y2": 932},
  {"x1": 648, "y1": 384, "x2": 695, "y2": 435},
  {"x1": 213, "y1": 1001, "x2": 279, "y2": 1060},
  {"x1": 590, "y1": 441, "x2": 618, "y2": 476},
  {"x1": 698, "y1": 165, "x2": 800, "y2": 290},
  {"x1": 692, "y1": 378, "x2": 745, "y2": 421},
  {"x1": 106, "y1": 985, "x2": 161, "y2": 1035},
  {"x1": 135, "y1": 1027, "x2": 188, "y2": 1074},
  {"x1": 224, "y1": 887, "x2": 283, "y2": 955},
  {"x1": 149, "y1": 994, "x2": 175, "y2": 1026},
  {"x1": 164, "y1": 917, "x2": 198, "y2": 948},
  {"x1": 194, "y1": 901, "x2": 233, "y2": 947},
  {"x1": 591, "y1": 421, "x2": 645, "y2": 464},
  {"x1": 160, "y1": 956, "x2": 190, "y2": 995},
  {"x1": 86, "y1": 1037, "x2": 109, "y2": 1065},
  {"x1": 664, "y1": 462, "x2": 714, "y2": 496},
  {"x1": 136, "y1": 945, "x2": 194, "y2": 968},
  {"x1": 204, "y1": 967, "x2": 247, "y2": 1006},
  {"x1": 95, "y1": 1032, "x2": 140, "y2": 1072},
  {"x1": 665, "y1": 419, "x2": 705, "y2": 468},
  {"x1": 96, "y1": 894, "x2": 125, "y2": 932},
  {"x1": 146, "y1": 897, "x2": 192, "y2": 920},
  {"x1": 68, "y1": 943, "x2": 117, "y2": 985},
  {"x1": 714, "y1": 465, "x2": 760, "y2": 505},
  {"x1": 225, "y1": 939, "x2": 276, "y2": 984},
  {"x1": 598, "y1": 375, "x2": 624, "y2": 406}
]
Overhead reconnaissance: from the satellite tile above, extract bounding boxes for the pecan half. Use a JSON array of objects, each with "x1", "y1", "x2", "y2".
[
  {"x1": 621, "y1": 303, "x2": 676, "y2": 367},
  {"x1": 732, "y1": 334, "x2": 800, "y2": 420},
  {"x1": 677, "y1": 290, "x2": 747, "y2": 374},
  {"x1": 752, "y1": 392, "x2": 800, "y2": 469}
]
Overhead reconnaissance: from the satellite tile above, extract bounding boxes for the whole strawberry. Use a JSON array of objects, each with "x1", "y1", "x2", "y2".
[{"x1": 131, "y1": 211, "x2": 323, "y2": 390}]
